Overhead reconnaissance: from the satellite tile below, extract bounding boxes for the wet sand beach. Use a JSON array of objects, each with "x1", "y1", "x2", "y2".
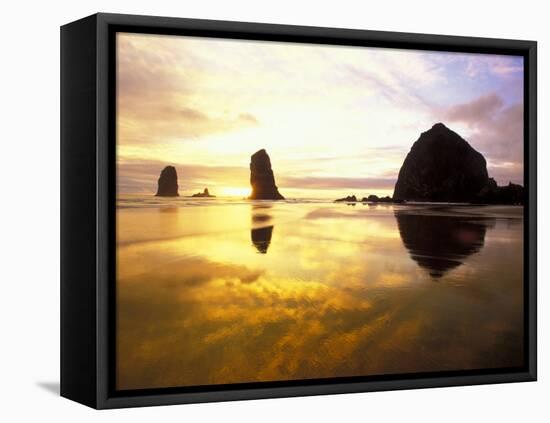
[{"x1": 116, "y1": 197, "x2": 524, "y2": 390}]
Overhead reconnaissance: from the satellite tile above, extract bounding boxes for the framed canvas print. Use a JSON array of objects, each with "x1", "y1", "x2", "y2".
[{"x1": 60, "y1": 13, "x2": 537, "y2": 409}]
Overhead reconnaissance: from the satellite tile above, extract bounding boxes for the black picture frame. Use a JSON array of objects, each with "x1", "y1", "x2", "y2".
[{"x1": 60, "y1": 12, "x2": 537, "y2": 409}]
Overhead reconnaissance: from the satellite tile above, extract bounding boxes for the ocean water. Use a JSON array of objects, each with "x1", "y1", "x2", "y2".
[{"x1": 116, "y1": 195, "x2": 524, "y2": 390}]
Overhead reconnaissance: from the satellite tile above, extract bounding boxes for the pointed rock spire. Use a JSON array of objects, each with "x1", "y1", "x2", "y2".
[{"x1": 249, "y1": 149, "x2": 285, "y2": 200}]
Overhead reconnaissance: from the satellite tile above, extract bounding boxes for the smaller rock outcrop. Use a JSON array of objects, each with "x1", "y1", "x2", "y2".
[
  {"x1": 155, "y1": 166, "x2": 179, "y2": 197},
  {"x1": 475, "y1": 180, "x2": 524, "y2": 205},
  {"x1": 335, "y1": 195, "x2": 357, "y2": 203},
  {"x1": 335, "y1": 194, "x2": 404, "y2": 203},
  {"x1": 360, "y1": 195, "x2": 403, "y2": 204},
  {"x1": 191, "y1": 188, "x2": 216, "y2": 198},
  {"x1": 249, "y1": 149, "x2": 285, "y2": 200}
]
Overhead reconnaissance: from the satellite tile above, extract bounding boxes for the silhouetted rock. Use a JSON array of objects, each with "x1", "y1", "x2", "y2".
[
  {"x1": 191, "y1": 188, "x2": 215, "y2": 198},
  {"x1": 335, "y1": 195, "x2": 357, "y2": 202},
  {"x1": 395, "y1": 208, "x2": 491, "y2": 278},
  {"x1": 360, "y1": 195, "x2": 402, "y2": 203},
  {"x1": 478, "y1": 177, "x2": 498, "y2": 197},
  {"x1": 155, "y1": 166, "x2": 179, "y2": 197},
  {"x1": 393, "y1": 123, "x2": 489, "y2": 202},
  {"x1": 251, "y1": 226, "x2": 274, "y2": 254},
  {"x1": 497, "y1": 183, "x2": 524, "y2": 205},
  {"x1": 249, "y1": 149, "x2": 285, "y2": 200},
  {"x1": 475, "y1": 180, "x2": 524, "y2": 205}
]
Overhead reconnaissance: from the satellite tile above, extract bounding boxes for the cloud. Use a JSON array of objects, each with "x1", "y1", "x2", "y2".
[
  {"x1": 444, "y1": 93, "x2": 504, "y2": 125},
  {"x1": 437, "y1": 93, "x2": 524, "y2": 185},
  {"x1": 487, "y1": 161, "x2": 524, "y2": 185},
  {"x1": 280, "y1": 176, "x2": 395, "y2": 190},
  {"x1": 345, "y1": 59, "x2": 435, "y2": 111},
  {"x1": 177, "y1": 106, "x2": 209, "y2": 121},
  {"x1": 430, "y1": 53, "x2": 523, "y2": 80},
  {"x1": 117, "y1": 34, "x2": 260, "y2": 144},
  {"x1": 238, "y1": 112, "x2": 259, "y2": 125},
  {"x1": 465, "y1": 55, "x2": 524, "y2": 78}
]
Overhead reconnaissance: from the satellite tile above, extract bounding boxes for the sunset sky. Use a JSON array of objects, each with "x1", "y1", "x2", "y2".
[{"x1": 116, "y1": 32, "x2": 524, "y2": 198}]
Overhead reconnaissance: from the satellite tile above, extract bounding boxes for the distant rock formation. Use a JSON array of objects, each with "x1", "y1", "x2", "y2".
[
  {"x1": 360, "y1": 195, "x2": 404, "y2": 204},
  {"x1": 335, "y1": 195, "x2": 357, "y2": 202},
  {"x1": 191, "y1": 188, "x2": 215, "y2": 198},
  {"x1": 155, "y1": 166, "x2": 179, "y2": 197},
  {"x1": 364, "y1": 195, "x2": 380, "y2": 202},
  {"x1": 334, "y1": 194, "x2": 404, "y2": 203},
  {"x1": 249, "y1": 149, "x2": 285, "y2": 200},
  {"x1": 393, "y1": 123, "x2": 489, "y2": 202},
  {"x1": 475, "y1": 179, "x2": 524, "y2": 205}
]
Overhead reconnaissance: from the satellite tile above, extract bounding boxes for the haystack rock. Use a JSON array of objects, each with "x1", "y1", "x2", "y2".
[
  {"x1": 393, "y1": 123, "x2": 489, "y2": 202},
  {"x1": 155, "y1": 166, "x2": 179, "y2": 197},
  {"x1": 249, "y1": 149, "x2": 285, "y2": 200}
]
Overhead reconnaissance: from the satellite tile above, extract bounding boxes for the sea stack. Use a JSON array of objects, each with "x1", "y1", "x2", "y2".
[
  {"x1": 155, "y1": 166, "x2": 179, "y2": 197},
  {"x1": 393, "y1": 123, "x2": 489, "y2": 202},
  {"x1": 191, "y1": 188, "x2": 215, "y2": 198},
  {"x1": 249, "y1": 149, "x2": 285, "y2": 200}
]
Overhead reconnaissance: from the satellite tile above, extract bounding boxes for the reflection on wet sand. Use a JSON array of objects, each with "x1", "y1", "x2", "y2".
[
  {"x1": 116, "y1": 201, "x2": 524, "y2": 390},
  {"x1": 251, "y1": 204, "x2": 274, "y2": 253},
  {"x1": 251, "y1": 226, "x2": 274, "y2": 253},
  {"x1": 394, "y1": 208, "x2": 493, "y2": 278}
]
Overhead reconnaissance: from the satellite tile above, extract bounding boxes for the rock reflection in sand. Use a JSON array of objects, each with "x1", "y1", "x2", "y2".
[{"x1": 394, "y1": 208, "x2": 494, "y2": 278}]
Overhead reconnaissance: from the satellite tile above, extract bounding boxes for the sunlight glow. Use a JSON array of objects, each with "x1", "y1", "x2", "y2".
[{"x1": 221, "y1": 187, "x2": 251, "y2": 198}]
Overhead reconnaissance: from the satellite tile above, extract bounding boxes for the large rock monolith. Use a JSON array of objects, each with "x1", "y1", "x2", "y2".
[
  {"x1": 249, "y1": 149, "x2": 285, "y2": 200},
  {"x1": 393, "y1": 123, "x2": 489, "y2": 202},
  {"x1": 155, "y1": 166, "x2": 179, "y2": 197}
]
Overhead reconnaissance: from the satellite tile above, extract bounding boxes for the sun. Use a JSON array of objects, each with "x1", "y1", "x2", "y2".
[{"x1": 221, "y1": 187, "x2": 251, "y2": 198}]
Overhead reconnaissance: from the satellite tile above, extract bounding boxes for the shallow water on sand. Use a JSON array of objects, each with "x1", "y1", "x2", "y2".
[{"x1": 116, "y1": 197, "x2": 524, "y2": 390}]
